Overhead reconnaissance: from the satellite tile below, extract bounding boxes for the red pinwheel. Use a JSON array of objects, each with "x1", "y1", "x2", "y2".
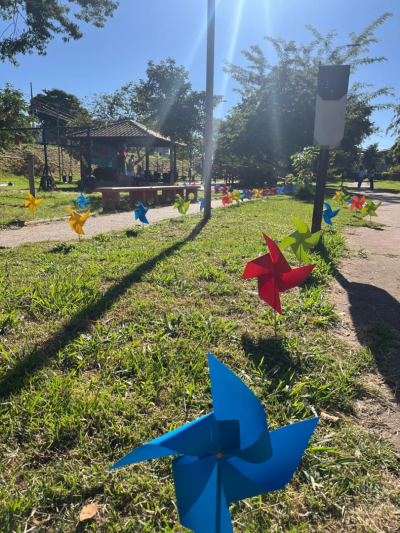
[
  {"x1": 269, "y1": 187, "x2": 278, "y2": 196},
  {"x1": 222, "y1": 186, "x2": 228, "y2": 195},
  {"x1": 221, "y1": 194, "x2": 233, "y2": 206},
  {"x1": 242, "y1": 234, "x2": 315, "y2": 314},
  {"x1": 350, "y1": 195, "x2": 365, "y2": 211}
]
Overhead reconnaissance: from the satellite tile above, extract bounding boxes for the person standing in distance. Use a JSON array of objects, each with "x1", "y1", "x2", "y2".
[
  {"x1": 358, "y1": 165, "x2": 365, "y2": 189},
  {"x1": 369, "y1": 164, "x2": 375, "y2": 191}
]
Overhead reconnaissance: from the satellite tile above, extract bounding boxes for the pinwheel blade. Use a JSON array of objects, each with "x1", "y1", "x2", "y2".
[
  {"x1": 227, "y1": 417, "x2": 319, "y2": 496},
  {"x1": 208, "y1": 354, "x2": 271, "y2": 456},
  {"x1": 292, "y1": 242, "x2": 310, "y2": 263},
  {"x1": 173, "y1": 455, "x2": 233, "y2": 533},
  {"x1": 110, "y1": 413, "x2": 221, "y2": 470},
  {"x1": 280, "y1": 235, "x2": 297, "y2": 250},
  {"x1": 305, "y1": 231, "x2": 321, "y2": 247},
  {"x1": 280, "y1": 264, "x2": 315, "y2": 291},
  {"x1": 293, "y1": 218, "x2": 308, "y2": 234},
  {"x1": 258, "y1": 276, "x2": 282, "y2": 314},
  {"x1": 263, "y1": 234, "x2": 291, "y2": 273}
]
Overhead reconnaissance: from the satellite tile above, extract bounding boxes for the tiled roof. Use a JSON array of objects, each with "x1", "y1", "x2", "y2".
[
  {"x1": 70, "y1": 120, "x2": 173, "y2": 144},
  {"x1": 91, "y1": 120, "x2": 171, "y2": 141}
]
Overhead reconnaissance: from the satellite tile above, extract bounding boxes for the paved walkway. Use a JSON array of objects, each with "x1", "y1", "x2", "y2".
[
  {"x1": 0, "y1": 198, "x2": 226, "y2": 248},
  {"x1": 334, "y1": 182, "x2": 400, "y2": 332},
  {"x1": 332, "y1": 182, "x2": 400, "y2": 451}
]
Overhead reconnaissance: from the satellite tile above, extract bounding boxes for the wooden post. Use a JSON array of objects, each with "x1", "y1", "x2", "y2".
[
  {"x1": 170, "y1": 141, "x2": 174, "y2": 184},
  {"x1": 27, "y1": 154, "x2": 35, "y2": 196}
]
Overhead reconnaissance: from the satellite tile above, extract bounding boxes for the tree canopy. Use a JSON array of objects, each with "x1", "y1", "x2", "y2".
[
  {"x1": 0, "y1": 0, "x2": 118, "y2": 65},
  {"x1": 87, "y1": 58, "x2": 223, "y2": 145},
  {"x1": 32, "y1": 88, "x2": 85, "y2": 128},
  {"x1": 0, "y1": 84, "x2": 33, "y2": 147},
  {"x1": 215, "y1": 13, "x2": 394, "y2": 173}
]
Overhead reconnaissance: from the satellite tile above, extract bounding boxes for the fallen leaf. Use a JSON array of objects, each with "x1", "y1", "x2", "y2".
[
  {"x1": 321, "y1": 412, "x2": 340, "y2": 423},
  {"x1": 79, "y1": 503, "x2": 98, "y2": 522}
]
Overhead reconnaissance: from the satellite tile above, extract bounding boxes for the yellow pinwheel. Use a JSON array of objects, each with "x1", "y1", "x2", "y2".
[
  {"x1": 332, "y1": 191, "x2": 341, "y2": 202},
  {"x1": 25, "y1": 193, "x2": 43, "y2": 213},
  {"x1": 254, "y1": 189, "x2": 263, "y2": 198},
  {"x1": 65, "y1": 208, "x2": 90, "y2": 235}
]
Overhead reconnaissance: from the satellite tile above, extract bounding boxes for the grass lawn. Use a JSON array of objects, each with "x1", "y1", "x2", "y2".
[
  {"x1": 0, "y1": 173, "x2": 205, "y2": 229},
  {"x1": 1, "y1": 196, "x2": 399, "y2": 532}
]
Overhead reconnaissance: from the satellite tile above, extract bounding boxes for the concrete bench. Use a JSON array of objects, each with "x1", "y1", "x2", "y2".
[{"x1": 94, "y1": 185, "x2": 200, "y2": 209}]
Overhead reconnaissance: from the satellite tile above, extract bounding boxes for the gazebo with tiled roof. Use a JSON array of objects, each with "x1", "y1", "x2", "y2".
[{"x1": 69, "y1": 119, "x2": 183, "y2": 184}]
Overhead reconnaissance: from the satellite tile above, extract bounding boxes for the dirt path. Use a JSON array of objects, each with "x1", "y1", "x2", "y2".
[
  {"x1": 332, "y1": 182, "x2": 400, "y2": 451},
  {"x1": 0, "y1": 198, "x2": 225, "y2": 248}
]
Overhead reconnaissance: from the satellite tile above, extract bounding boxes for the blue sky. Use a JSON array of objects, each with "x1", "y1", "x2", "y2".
[{"x1": 1, "y1": 0, "x2": 399, "y2": 148}]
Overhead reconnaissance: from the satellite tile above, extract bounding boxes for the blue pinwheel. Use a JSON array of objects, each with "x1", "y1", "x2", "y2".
[
  {"x1": 228, "y1": 187, "x2": 234, "y2": 193},
  {"x1": 323, "y1": 203, "x2": 340, "y2": 226},
  {"x1": 110, "y1": 354, "x2": 319, "y2": 533},
  {"x1": 199, "y1": 197, "x2": 213, "y2": 212},
  {"x1": 277, "y1": 186, "x2": 285, "y2": 195},
  {"x1": 286, "y1": 183, "x2": 297, "y2": 193},
  {"x1": 135, "y1": 200, "x2": 149, "y2": 225},
  {"x1": 76, "y1": 193, "x2": 90, "y2": 209}
]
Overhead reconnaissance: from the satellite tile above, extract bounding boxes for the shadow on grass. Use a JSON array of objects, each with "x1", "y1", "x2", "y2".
[
  {"x1": 241, "y1": 332, "x2": 293, "y2": 369},
  {"x1": 336, "y1": 274, "x2": 400, "y2": 404},
  {"x1": 0, "y1": 218, "x2": 208, "y2": 399},
  {"x1": 126, "y1": 229, "x2": 140, "y2": 238},
  {"x1": 46, "y1": 243, "x2": 75, "y2": 254}
]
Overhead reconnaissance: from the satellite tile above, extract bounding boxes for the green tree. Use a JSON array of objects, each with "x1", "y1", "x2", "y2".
[
  {"x1": 362, "y1": 143, "x2": 381, "y2": 169},
  {"x1": 32, "y1": 88, "x2": 84, "y2": 128},
  {"x1": 0, "y1": 84, "x2": 33, "y2": 147},
  {"x1": 0, "y1": 0, "x2": 118, "y2": 65},
  {"x1": 87, "y1": 59, "x2": 223, "y2": 144},
  {"x1": 216, "y1": 14, "x2": 393, "y2": 173}
]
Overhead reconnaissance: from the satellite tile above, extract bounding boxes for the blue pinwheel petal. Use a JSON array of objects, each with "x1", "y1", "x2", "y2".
[
  {"x1": 207, "y1": 354, "x2": 270, "y2": 456},
  {"x1": 110, "y1": 413, "x2": 222, "y2": 470},
  {"x1": 226, "y1": 418, "x2": 319, "y2": 499},
  {"x1": 173, "y1": 455, "x2": 233, "y2": 533},
  {"x1": 139, "y1": 214, "x2": 149, "y2": 224},
  {"x1": 323, "y1": 203, "x2": 332, "y2": 214},
  {"x1": 135, "y1": 210, "x2": 140, "y2": 221},
  {"x1": 323, "y1": 213, "x2": 333, "y2": 226},
  {"x1": 330, "y1": 209, "x2": 340, "y2": 218}
]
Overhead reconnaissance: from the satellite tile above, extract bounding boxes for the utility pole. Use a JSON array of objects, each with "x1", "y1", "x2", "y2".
[
  {"x1": 57, "y1": 104, "x2": 61, "y2": 181},
  {"x1": 203, "y1": 0, "x2": 215, "y2": 221}
]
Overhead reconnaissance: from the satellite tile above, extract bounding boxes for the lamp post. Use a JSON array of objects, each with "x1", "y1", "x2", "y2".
[{"x1": 203, "y1": 0, "x2": 216, "y2": 221}]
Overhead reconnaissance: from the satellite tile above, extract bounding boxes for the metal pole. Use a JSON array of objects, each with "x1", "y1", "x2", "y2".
[
  {"x1": 43, "y1": 128, "x2": 49, "y2": 175},
  {"x1": 27, "y1": 154, "x2": 35, "y2": 197},
  {"x1": 57, "y1": 105, "x2": 61, "y2": 180},
  {"x1": 311, "y1": 149, "x2": 330, "y2": 233},
  {"x1": 203, "y1": 0, "x2": 215, "y2": 221}
]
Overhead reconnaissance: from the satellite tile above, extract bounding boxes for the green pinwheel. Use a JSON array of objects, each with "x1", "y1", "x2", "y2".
[
  {"x1": 174, "y1": 194, "x2": 191, "y2": 215},
  {"x1": 362, "y1": 199, "x2": 381, "y2": 220},
  {"x1": 280, "y1": 218, "x2": 321, "y2": 263}
]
